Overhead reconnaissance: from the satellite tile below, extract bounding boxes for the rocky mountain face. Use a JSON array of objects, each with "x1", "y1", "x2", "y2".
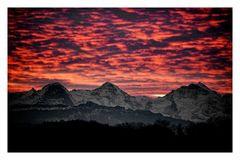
[
  {"x1": 9, "y1": 82, "x2": 74, "y2": 106},
  {"x1": 9, "y1": 82, "x2": 231, "y2": 123},
  {"x1": 70, "y1": 82, "x2": 149, "y2": 110},
  {"x1": 149, "y1": 82, "x2": 230, "y2": 122}
]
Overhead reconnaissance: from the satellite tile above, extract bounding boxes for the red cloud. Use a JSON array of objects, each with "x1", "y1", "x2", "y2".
[{"x1": 8, "y1": 8, "x2": 232, "y2": 96}]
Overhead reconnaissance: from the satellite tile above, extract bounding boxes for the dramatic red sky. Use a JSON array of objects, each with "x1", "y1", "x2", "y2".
[{"x1": 8, "y1": 8, "x2": 232, "y2": 97}]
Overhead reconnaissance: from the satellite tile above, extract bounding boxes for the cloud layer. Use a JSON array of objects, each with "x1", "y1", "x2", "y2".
[{"x1": 8, "y1": 8, "x2": 232, "y2": 96}]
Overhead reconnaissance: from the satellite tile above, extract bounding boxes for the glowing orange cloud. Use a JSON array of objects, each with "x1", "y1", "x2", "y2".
[{"x1": 8, "y1": 8, "x2": 232, "y2": 96}]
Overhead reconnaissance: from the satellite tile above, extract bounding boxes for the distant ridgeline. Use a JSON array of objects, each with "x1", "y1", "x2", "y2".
[{"x1": 9, "y1": 82, "x2": 231, "y2": 123}]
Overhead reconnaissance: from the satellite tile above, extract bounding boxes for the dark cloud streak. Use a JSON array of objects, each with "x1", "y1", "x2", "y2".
[{"x1": 8, "y1": 8, "x2": 232, "y2": 96}]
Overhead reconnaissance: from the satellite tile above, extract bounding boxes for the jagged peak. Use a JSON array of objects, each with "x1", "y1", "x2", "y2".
[
  {"x1": 165, "y1": 82, "x2": 217, "y2": 99},
  {"x1": 196, "y1": 82, "x2": 211, "y2": 90},
  {"x1": 95, "y1": 82, "x2": 120, "y2": 90},
  {"x1": 48, "y1": 82, "x2": 63, "y2": 86},
  {"x1": 41, "y1": 82, "x2": 66, "y2": 89},
  {"x1": 101, "y1": 82, "x2": 117, "y2": 88},
  {"x1": 29, "y1": 88, "x2": 36, "y2": 92},
  {"x1": 94, "y1": 82, "x2": 129, "y2": 96},
  {"x1": 40, "y1": 82, "x2": 69, "y2": 95},
  {"x1": 188, "y1": 82, "x2": 212, "y2": 92},
  {"x1": 24, "y1": 87, "x2": 38, "y2": 97}
]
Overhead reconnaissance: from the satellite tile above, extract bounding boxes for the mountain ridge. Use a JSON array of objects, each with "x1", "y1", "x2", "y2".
[{"x1": 8, "y1": 81, "x2": 231, "y2": 122}]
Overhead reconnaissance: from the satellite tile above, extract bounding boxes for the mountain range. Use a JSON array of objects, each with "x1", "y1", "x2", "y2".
[{"x1": 9, "y1": 82, "x2": 231, "y2": 123}]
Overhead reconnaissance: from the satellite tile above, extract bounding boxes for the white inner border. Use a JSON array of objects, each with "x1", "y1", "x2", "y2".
[{"x1": 1, "y1": 0, "x2": 240, "y2": 160}]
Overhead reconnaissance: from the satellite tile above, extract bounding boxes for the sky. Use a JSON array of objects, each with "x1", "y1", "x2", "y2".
[{"x1": 8, "y1": 8, "x2": 232, "y2": 97}]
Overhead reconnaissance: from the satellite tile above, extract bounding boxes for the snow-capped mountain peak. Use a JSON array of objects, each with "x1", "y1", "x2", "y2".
[
  {"x1": 195, "y1": 82, "x2": 213, "y2": 92},
  {"x1": 93, "y1": 82, "x2": 129, "y2": 97},
  {"x1": 188, "y1": 82, "x2": 211, "y2": 91},
  {"x1": 40, "y1": 82, "x2": 67, "y2": 95},
  {"x1": 96, "y1": 82, "x2": 119, "y2": 91},
  {"x1": 165, "y1": 82, "x2": 216, "y2": 99},
  {"x1": 101, "y1": 82, "x2": 116, "y2": 87},
  {"x1": 38, "y1": 82, "x2": 74, "y2": 106},
  {"x1": 150, "y1": 82, "x2": 224, "y2": 122}
]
